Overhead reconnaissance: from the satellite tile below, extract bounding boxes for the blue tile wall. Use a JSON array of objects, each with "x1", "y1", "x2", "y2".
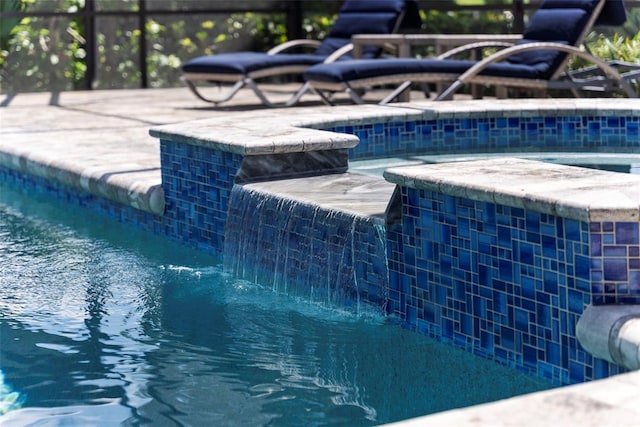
[
  {"x1": 223, "y1": 185, "x2": 388, "y2": 311},
  {"x1": 159, "y1": 139, "x2": 243, "y2": 255},
  {"x1": 324, "y1": 115, "x2": 640, "y2": 160},
  {"x1": 386, "y1": 187, "x2": 625, "y2": 385},
  {"x1": 0, "y1": 165, "x2": 163, "y2": 234},
  {"x1": 0, "y1": 140, "x2": 244, "y2": 257},
  {"x1": 590, "y1": 221, "x2": 640, "y2": 304}
]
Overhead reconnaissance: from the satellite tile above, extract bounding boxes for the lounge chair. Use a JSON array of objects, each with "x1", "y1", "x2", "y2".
[
  {"x1": 180, "y1": 0, "x2": 421, "y2": 107},
  {"x1": 304, "y1": 0, "x2": 637, "y2": 104}
]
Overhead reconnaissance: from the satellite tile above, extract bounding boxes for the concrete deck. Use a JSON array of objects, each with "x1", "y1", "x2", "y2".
[
  {"x1": 1, "y1": 85, "x2": 411, "y2": 215},
  {"x1": 2, "y1": 87, "x2": 640, "y2": 426}
]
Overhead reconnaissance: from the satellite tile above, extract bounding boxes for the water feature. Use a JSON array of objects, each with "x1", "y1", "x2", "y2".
[
  {"x1": 0, "y1": 182, "x2": 554, "y2": 426},
  {"x1": 223, "y1": 184, "x2": 389, "y2": 313}
]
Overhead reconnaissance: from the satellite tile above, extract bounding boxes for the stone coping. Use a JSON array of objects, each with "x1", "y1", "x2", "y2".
[
  {"x1": 384, "y1": 157, "x2": 640, "y2": 222},
  {"x1": 388, "y1": 369, "x2": 640, "y2": 427},
  {"x1": 2, "y1": 91, "x2": 639, "y2": 216},
  {"x1": 148, "y1": 99, "x2": 640, "y2": 155},
  {"x1": 0, "y1": 148, "x2": 166, "y2": 216}
]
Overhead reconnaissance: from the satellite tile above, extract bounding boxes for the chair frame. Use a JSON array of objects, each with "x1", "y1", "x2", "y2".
[{"x1": 181, "y1": 1, "x2": 414, "y2": 107}]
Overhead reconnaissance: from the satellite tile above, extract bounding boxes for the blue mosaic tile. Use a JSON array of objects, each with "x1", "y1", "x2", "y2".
[
  {"x1": 1, "y1": 140, "x2": 244, "y2": 257},
  {"x1": 159, "y1": 140, "x2": 243, "y2": 255},
  {"x1": 325, "y1": 114, "x2": 640, "y2": 160},
  {"x1": 387, "y1": 187, "x2": 625, "y2": 384},
  {"x1": 588, "y1": 219, "x2": 640, "y2": 304}
]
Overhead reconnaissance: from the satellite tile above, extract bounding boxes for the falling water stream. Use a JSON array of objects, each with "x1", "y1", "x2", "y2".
[{"x1": 223, "y1": 185, "x2": 388, "y2": 314}]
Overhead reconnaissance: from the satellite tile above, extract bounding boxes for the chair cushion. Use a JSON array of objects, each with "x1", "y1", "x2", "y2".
[
  {"x1": 505, "y1": 8, "x2": 591, "y2": 77},
  {"x1": 538, "y1": 0, "x2": 599, "y2": 10},
  {"x1": 340, "y1": 0, "x2": 407, "y2": 13},
  {"x1": 314, "y1": 12, "x2": 401, "y2": 58},
  {"x1": 183, "y1": 52, "x2": 327, "y2": 75},
  {"x1": 181, "y1": 0, "x2": 419, "y2": 77},
  {"x1": 539, "y1": 0, "x2": 626, "y2": 26},
  {"x1": 326, "y1": 12, "x2": 402, "y2": 38},
  {"x1": 304, "y1": 0, "x2": 623, "y2": 88},
  {"x1": 340, "y1": 0, "x2": 422, "y2": 31},
  {"x1": 596, "y1": 0, "x2": 626, "y2": 26},
  {"x1": 522, "y1": 9, "x2": 590, "y2": 44},
  {"x1": 313, "y1": 0, "x2": 420, "y2": 58},
  {"x1": 304, "y1": 58, "x2": 555, "y2": 84}
]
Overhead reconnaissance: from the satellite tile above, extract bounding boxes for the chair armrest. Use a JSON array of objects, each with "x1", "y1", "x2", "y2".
[
  {"x1": 267, "y1": 39, "x2": 323, "y2": 54},
  {"x1": 322, "y1": 43, "x2": 355, "y2": 63}
]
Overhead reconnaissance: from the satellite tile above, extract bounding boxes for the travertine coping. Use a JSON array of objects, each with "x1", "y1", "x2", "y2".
[
  {"x1": 2, "y1": 90, "x2": 639, "y2": 218},
  {"x1": 383, "y1": 157, "x2": 640, "y2": 222},
  {"x1": 148, "y1": 99, "x2": 640, "y2": 155},
  {"x1": 149, "y1": 115, "x2": 359, "y2": 155},
  {"x1": 0, "y1": 149, "x2": 166, "y2": 216}
]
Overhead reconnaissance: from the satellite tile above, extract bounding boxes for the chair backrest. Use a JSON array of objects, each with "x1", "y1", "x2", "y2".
[
  {"x1": 506, "y1": 0, "x2": 626, "y2": 79},
  {"x1": 313, "y1": 0, "x2": 422, "y2": 59}
]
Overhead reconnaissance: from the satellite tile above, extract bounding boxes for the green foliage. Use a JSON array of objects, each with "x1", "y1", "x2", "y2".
[
  {"x1": 0, "y1": 0, "x2": 23, "y2": 75},
  {"x1": 139, "y1": 11, "x2": 333, "y2": 89},
  {"x1": 420, "y1": 9, "x2": 512, "y2": 35},
  {"x1": 0, "y1": 0, "x2": 339, "y2": 92},
  {"x1": 567, "y1": 31, "x2": 640, "y2": 97},
  {"x1": 1, "y1": 1, "x2": 637, "y2": 94},
  {"x1": 582, "y1": 31, "x2": 640, "y2": 64},
  {"x1": 0, "y1": 0, "x2": 90, "y2": 91}
]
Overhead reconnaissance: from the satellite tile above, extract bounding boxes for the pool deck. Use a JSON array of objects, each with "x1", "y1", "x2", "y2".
[{"x1": 2, "y1": 86, "x2": 640, "y2": 426}]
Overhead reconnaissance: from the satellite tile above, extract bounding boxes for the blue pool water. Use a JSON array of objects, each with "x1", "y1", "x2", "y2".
[
  {"x1": 349, "y1": 152, "x2": 640, "y2": 177},
  {"x1": 0, "y1": 183, "x2": 554, "y2": 426}
]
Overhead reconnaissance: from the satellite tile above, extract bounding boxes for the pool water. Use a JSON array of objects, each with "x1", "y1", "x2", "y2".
[
  {"x1": 0, "y1": 183, "x2": 554, "y2": 426},
  {"x1": 349, "y1": 152, "x2": 640, "y2": 177}
]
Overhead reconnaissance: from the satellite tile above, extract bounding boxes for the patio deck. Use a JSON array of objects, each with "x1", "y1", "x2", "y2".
[
  {"x1": 0, "y1": 85, "x2": 316, "y2": 198},
  {"x1": 2, "y1": 86, "x2": 640, "y2": 426},
  {"x1": 0, "y1": 84, "x2": 354, "y2": 214}
]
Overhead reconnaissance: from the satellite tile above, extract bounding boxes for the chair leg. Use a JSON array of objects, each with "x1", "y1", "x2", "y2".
[
  {"x1": 345, "y1": 87, "x2": 366, "y2": 104},
  {"x1": 379, "y1": 81, "x2": 412, "y2": 104},
  {"x1": 495, "y1": 86, "x2": 508, "y2": 99},
  {"x1": 184, "y1": 79, "x2": 246, "y2": 105},
  {"x1": 244, "y1": 78, "x2": 281, "y2": 106},
  {"x1": 434, "y1": 80, "x2": 463, "y2": 101},
  {"x1": 241, "y1": 78, "x2": 324, "y2": 107},
  {"x1": 305, "y1": 85, "x2": 337, "y2": 106},
  {"x1": 285, "y1": 82, "x2": 312, "y2": 106}
]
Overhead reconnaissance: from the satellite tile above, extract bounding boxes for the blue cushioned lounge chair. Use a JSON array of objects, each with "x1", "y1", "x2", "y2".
[
  {"x1": 181, "y1": 0, "x2": 421, "y2": 107},
  {"x1": 304, "y1": 0, "x2": 637, "y2": 104}
]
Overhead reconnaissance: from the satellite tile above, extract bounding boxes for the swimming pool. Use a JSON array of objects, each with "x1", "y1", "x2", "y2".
[
  {"x1": 0, "y1": 183, "x2": 554, "y2": 425},
  {"x1": 2, "y1": 97, "x2": 640, "y2": 424}
]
